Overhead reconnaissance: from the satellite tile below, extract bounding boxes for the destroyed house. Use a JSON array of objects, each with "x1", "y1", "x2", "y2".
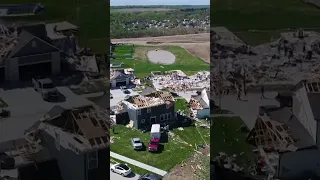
[
  {"x1": 189, "y1": 89, "x2": 210, "y2": 119},
  {"x1": 0, "y1": 28, "x2": 61, "y2": 82},
  {"x1": 121, "y1": 91, "x2": 175, "y2": 130},
  {"x1": 211, "y1": 27, "x2": 247, "y2": 53},
  {"x1": 24, "y1": 105, "x2": 110, "y2": 180}
]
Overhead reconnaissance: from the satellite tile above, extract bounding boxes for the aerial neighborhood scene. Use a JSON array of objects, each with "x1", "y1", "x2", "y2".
[
  {"x1": 0, "y1": 1, "x2": 110, "y2": 180},
  {"x1": 110, "y1": 1, "x2": 210, "y2": 180},
  {"x1": 211, "y1": 0, "x2": 320, "y2": 180}
]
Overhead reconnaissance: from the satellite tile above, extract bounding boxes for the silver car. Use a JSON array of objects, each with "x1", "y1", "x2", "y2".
[{"x1": 131, "y1": 138, "x2": 143, "y2": 150}]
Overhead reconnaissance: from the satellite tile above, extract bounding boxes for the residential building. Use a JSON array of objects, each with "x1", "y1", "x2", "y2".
[
  {"x1": 0, "y1": 3, "x2": 44, "y2": 17},
  {"x1": 120, "y1": 90, "x2": 175, "y2": 130},
  {"x1": 22, "y1": 105, "x2": 110, "y2": 180},
  {"x1": 110, "y1": 69, "x2": 133, "y2": 88},
  {"x1": 189, "y1": 89, "x2": 210, "y2": 119}
]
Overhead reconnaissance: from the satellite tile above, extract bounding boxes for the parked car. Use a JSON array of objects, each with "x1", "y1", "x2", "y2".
[
  {"x1": 131, "y1": 138, "x2": 143, "y2": 150},
  {"x1": 32, "y1": 77, "x2": 59, "y2": 101},
  {"x1": 148, "y1": 138, "x2": 160, "y2": 152},
  {"x1": 139, "y1": 173, "x2": 162, "y2": 180},
  {"x1": 110, "y1": 163, "x2": 132, "y2": 177},
  {"x1": 123, "y1": 89, "x2": 131, "y2": 94}
]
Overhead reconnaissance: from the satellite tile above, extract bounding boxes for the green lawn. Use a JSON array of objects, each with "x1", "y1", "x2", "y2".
[
  {"x1": 110, "y1": 125, "x2": 210, "y2": 171},
  {"x1": 211, "y1": 117, "x2": 255, "y2": 169},
  {"x1": 212, "y1": 0, "x2": 320, "y2": 44},
  {"x1": 2, "y1": 0, "x2": 109, "y2": 53},
  {"x1": 175, "y1": 98, "x2": 190, "y2": 115},
  {"x1": 111, "y1": 45, "x2": 209, "y2": 78}
]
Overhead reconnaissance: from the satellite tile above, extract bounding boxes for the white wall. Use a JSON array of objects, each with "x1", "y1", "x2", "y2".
[
  {"x1": 279, "y1": 149, "x2": 320, "y2": 179},
  {"x1": 292, "y1": 86, "x2": 317, "y2": 142}
]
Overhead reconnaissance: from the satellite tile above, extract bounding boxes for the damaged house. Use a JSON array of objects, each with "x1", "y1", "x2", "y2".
[
  {"x1": 23, "y1": 105, "x2": 111, "y2": 180},
  {"x1": 110, "y1": 69, "x2": 133, "y2": 88},
  {"x1": 247, "y1": 80, "x2": 320, "y2": 180},
  {"x1": 120, "y1": 90, "x2": 175, "y2": 130},
  {"x1": 189, "y1": 88, "x2": 210, "y2": 119}
]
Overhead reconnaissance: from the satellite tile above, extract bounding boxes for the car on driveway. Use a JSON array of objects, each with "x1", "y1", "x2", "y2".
[
  {"x1": 123, "y1": 89, "x2": 131, "y2": 94},
  {"x1": 32, "y1": 77, "x2": 59, "y2": 101},
  {"x1": 131, "y1": 138, "x2": 143, "y2": 150},
  {"x1": 110, "y1": 163, "x2": 132, "y2": 177},
  {"x1": 138, "y1": 173, "x2": 162, "y2": 180}
]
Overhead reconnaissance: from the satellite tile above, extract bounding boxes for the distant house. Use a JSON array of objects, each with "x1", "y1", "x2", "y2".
[
  {"x1": 0, "y1": 3, "x2": 44, "y2": 17},
  {"x1": 24, "y1": 105, "x2": 110, "y2": 180},
  {"x1": 110, "y1": 69, "x2": 133, "y2": 88},
  {"x1": 189, "y1": 89, "x2": 210, "y2": 119},
  {"x1": 120, "y1": 90, "x2": 175, "y2": 130}
]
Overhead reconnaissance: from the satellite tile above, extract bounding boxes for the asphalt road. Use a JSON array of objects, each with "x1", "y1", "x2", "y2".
[{"x1": 110, "y1": 164, "x2": 140, "y2": 180}]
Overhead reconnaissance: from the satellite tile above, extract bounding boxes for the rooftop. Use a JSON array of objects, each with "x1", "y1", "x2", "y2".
[{"x1": 124, "y1": 91, "x2": 174, "y2": 109}]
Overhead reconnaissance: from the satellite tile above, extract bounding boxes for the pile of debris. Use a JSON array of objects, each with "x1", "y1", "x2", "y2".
[
  {"x1": 152, "y1": 70, "x2": 210, "y2": 92},
  {"x1": 214, "y1": 152, "x2": 245, "y2": 172},
  {"x1": 211, "y1": 27, "x2": 320, "y2": 95}
]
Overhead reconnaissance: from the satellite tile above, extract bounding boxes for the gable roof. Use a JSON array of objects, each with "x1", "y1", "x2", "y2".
[
  {"x1": 140, "y1": 86, "x2": 157, "y2": 96},
  {"x1": 7, "y1": 30, "x2": 60, "y2": 58},
  {"x1": 111, "y1": 71, "x2": 130, "y2": 80}
]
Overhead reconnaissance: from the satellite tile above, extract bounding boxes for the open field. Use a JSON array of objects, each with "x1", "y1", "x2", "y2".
[
  {"x1": 1, "y1": 0, "x2": 109, "y2": 53},
  {"x1": 112, "y1": 33, "x2": 210, "y2": 62},
  {"x1": 112, "y1": 45, "x2": 209, "y2": 78},
  {"x1": 212, "y1": 0, "x2": 320, "y2": 44},
  {"x1": 110, "y1": 125, "x2": 210, "y2": 172},
  {"x1": 211, "y1": 117, "x2": 256, "y2": 169}
]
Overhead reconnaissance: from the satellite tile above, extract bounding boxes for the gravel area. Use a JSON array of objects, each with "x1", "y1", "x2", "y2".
[{"x1": 147, "y1": 50, "x2": 176, "y2": 64}]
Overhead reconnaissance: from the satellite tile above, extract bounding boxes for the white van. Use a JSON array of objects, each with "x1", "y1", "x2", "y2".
[{"x1": 150, "y1": 124, "x2": 161, "y2": 139}]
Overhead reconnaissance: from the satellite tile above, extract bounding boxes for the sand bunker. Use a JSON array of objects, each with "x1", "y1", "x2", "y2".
[{"x1": 147, "y1": 50, "x2": 176, "y2": 64}]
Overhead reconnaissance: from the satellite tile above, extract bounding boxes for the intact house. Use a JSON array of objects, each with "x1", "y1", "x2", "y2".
[
  {"x1": 110, "y1": 69, "x2": 134, "y2": 88},
  {"x1": 0, "y1": 29, "x2": 61, "y2": 82},
  {"x1": 246, "y1": 80, "x2": 320, "y2": 180},
  {"x1": 23, "y1": 105, "x2": 110, "y2": 180},
  {"x1": 189, "y1": 88, "x2": 210, "y2": 119},
  {"x1": 117, "y1": 90, "x2": 175, "y2": 130}
]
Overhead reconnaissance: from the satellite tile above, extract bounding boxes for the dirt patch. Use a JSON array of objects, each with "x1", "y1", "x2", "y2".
[
  {"x1": 112, "y1": 33, "x2": 210, "y2": 63},
  {"x1": 163, "y1": 146, "x2": 210, "y2": 180}
]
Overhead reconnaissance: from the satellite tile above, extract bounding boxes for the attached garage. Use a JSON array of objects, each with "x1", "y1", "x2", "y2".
[
  {"x1": 19, "y1": 62, "x2": 52, "y2": 81},
  {"x1": 116, "y1": 81, "x2": 127, "y2": 87}
]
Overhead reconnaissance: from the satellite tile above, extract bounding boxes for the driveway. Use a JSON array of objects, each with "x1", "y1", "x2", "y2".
[
  {"x1": 110, "y1": 164, "x2": 140, "y2": 180},
  {"x1": 213, "y1": 92, "x2": 279, "y2": 129},
  {"x1": 110, "y1": 89, "x2": 138, "y2": 106},
  {"x1": 0, "y1": 87, "x2": 92, "y2": 143}
]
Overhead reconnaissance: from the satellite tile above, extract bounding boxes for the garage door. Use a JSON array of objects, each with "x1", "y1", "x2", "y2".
[
  {"x1": 0, "y1": 68, "x2": 4, "y2": 82},
  {"x1": 19, "y1": 62, "x2": 52, "y2": 81},
  {"x1": 116, "y1": 81, "x2": 127, "y2": 87}
]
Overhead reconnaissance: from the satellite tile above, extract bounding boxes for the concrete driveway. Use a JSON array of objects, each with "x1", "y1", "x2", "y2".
[
  {"x1": 110, "y1": 89, "x2": 138, "y2": 106},
  {"x1": 0, "y1": 86, "x2": 92, "y2": 143}
]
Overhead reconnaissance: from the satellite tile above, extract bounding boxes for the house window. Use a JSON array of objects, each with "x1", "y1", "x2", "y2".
[
  {"x1": 164, "y1": 113, "x2": 169, "y2": 120},
  {"x1": 141, "y1": 119, "x2": 145, "y2": 124},
  {"x1": 137, "y1": 109, "x2": 141, "y2": 115},
  {"x1": 166, "y1": 104, "x2": 170, "y2": 109},
  {"x1": 168, "y1": 113, "x2": 172, "y2": 120},
  {"x1": 87, "y1": 151, "x2": 99, "y2": 170},
  {"x1": 147, "y1": 108, "x2": 151, "y2": 113},
  {"x1": 55, "y1": 132, "x2": 60, "y2": 150},
  {"x1": 32, "y1": 41, "x2": 37, "y2": 48}
]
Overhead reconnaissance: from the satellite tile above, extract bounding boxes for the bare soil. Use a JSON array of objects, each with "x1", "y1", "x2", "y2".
[
  {"x1": 112, "y1": 33, "x2": 210, "y2": 63},
  {"x1": 163, "y1": 146, "x2": 210, "y2": 180}
]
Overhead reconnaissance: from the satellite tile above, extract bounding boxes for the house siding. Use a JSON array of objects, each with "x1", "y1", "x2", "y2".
[
  {"x1": 279, "y1": 149, "x2": 320, "y2": 179},
  {"x1": 87, "y1": 148, "x2": 110, "y2": 180},
  {"x1": 39, "y1": 131, "x2": 86, "y2": 180},
  {"x1": 135, "y1": 103, "x2": 175, "y2": 130}
]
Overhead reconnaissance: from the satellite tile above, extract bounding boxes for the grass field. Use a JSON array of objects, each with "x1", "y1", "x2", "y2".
[
  {"x1": 212, "y1": 0, "x2": 320, "y2": 44},
  {"x1": 111, "y1": 45, "x2": 209, "y2": 78},
  {"x1": 175, "y1": 98, "x2": 190, "y2": 115},
  {"x1": 1, "y1": 0, "x2": 109, "y2": 53},
  {"x1": 110, "y1": 125, "x2": 210, "y2": 171},
  {"x1": 211, "y1": 117, "x2": 255, "y2": 169}
]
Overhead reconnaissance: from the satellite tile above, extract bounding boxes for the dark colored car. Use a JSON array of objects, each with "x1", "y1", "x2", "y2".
[
  {"x1": 138, "y1": 173, "x2": 162, "y2": 180},
  {"x1": 123, "y1": 89, "x2": 131, "y2": 94}
]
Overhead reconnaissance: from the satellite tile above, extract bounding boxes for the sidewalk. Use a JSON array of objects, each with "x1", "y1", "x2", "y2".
[{"x1": 110, "y1": 152, "x2": 168, "y2": 176}]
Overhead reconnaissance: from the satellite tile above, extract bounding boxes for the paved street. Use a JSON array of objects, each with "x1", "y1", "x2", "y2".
[{"x1": 110, "y1": 164, "x2": 140, "y2": 180}]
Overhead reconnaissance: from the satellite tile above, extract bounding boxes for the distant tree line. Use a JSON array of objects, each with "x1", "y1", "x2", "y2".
[{"x1": 110, "y1": 9, "x2": 209, "y2": 38}]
